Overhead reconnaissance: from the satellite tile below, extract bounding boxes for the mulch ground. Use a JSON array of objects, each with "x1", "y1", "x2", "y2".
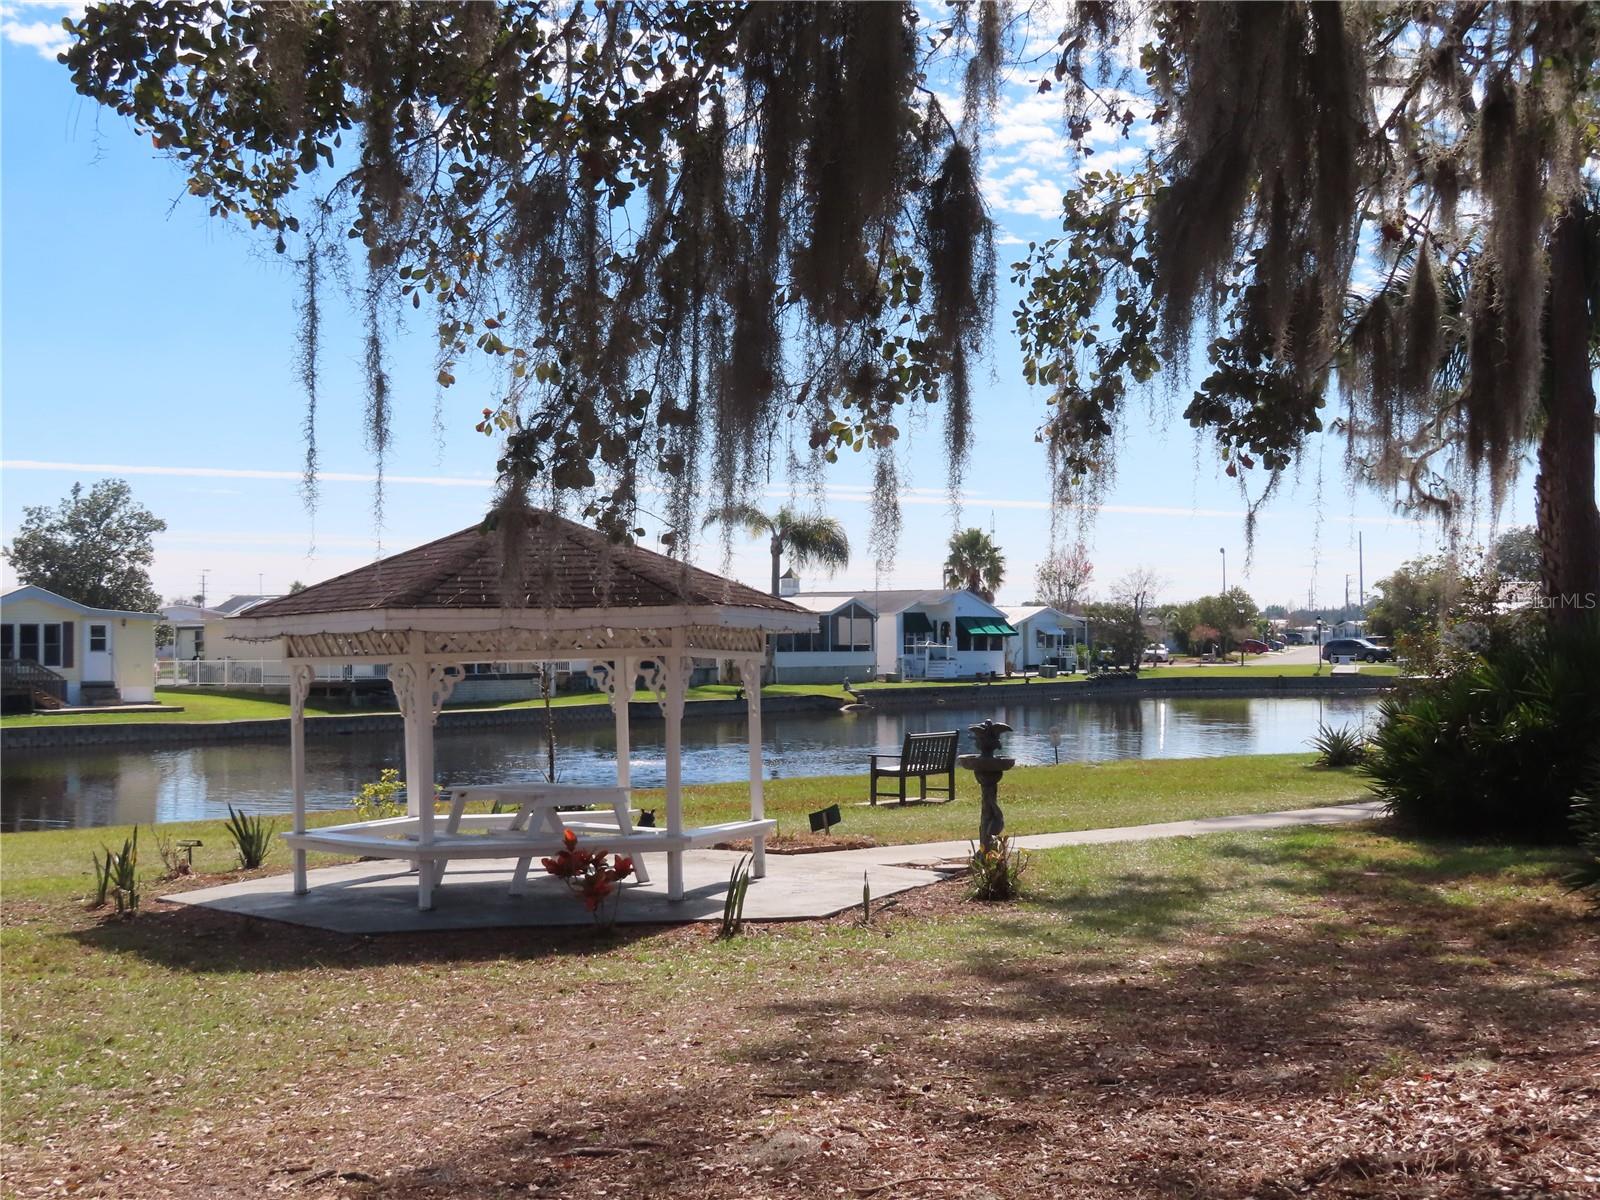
[{"x1": 5, "y1": 867, "x2": 1597, "y2": 1199}]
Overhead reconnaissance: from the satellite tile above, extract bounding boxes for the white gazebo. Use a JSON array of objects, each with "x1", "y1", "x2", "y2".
[{"x1": 228, "y1": 511, "x2": 816, "y2": 911}]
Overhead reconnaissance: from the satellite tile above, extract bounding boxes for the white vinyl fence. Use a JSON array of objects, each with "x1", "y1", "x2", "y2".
[{"x1": 156, "y1": 659, "x2": 390, "y2": 688}]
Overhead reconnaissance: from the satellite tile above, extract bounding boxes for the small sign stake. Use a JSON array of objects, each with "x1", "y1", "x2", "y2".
[{"x1": 808, "y1": 804, "x2": 842, "y2": 835}]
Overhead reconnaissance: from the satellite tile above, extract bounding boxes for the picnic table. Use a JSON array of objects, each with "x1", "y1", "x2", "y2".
[{"x1": 438, "y1": 783, "x2": 652, "y2": 887}]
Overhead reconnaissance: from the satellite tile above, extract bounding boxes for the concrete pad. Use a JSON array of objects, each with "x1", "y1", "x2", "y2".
[
  {"x1": 162, "y1": 801, "x2": 1384, "y2": 934},
  {"x1": 161, "y1": 847, "x2": 944, "y2": 934}
]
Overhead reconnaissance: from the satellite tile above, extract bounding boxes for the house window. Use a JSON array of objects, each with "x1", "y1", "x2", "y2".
[
  {"x1": 41, "y1": 623, "x2": 62, "y2": 667},
  {"x1": 89, "y1": 625, "x2": 108, "y2": 652},
  {"x1": 19, "y1": 625, "x2": 40, "y2": 662},
  {"x1": 833, "y1": 612, "x2": 872, "y2": 651},
  {"x1": 0, "y1": 625, "x2": 13, "y2": 660}
]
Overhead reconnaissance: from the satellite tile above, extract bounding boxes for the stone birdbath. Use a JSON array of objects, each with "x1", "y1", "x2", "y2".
[{"x1": 959, "y1": 719, "x2": 1015, "y2": 851}]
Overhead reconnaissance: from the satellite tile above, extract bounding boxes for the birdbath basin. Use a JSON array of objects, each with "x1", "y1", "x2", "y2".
[{"x1": 958, "y1": 719, "x2": 1015, "y2": 850}]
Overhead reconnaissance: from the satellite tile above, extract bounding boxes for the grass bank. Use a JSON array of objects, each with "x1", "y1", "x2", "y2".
[
  {"x1": 2, "y1": 819, "x2": 1591, "y2": 1197},
  {"x1": 0, "y1": 662, "x2": 1397, "y2": 729}
]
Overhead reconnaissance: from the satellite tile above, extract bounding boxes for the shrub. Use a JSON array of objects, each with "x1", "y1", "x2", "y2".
[
  {"x1": 540, "y1": 829, "x2": 635, "y2": 927},
  {"x1": 353, "y1": 768, "x2": 405, "y2": 820},
  {"x1": 152, "y1": 827, "x2": 193, "y2": 879},
  {"x1": 1566, "y1": 755, "x2": 1600, "y2": 905},
  {"x1": 967, "y1": 835, "x2": 1027, "y2": 901},
  {"x1": 1308, "y1": 722, "x2": 1367, "y2": 768},
  {"x1": 224, "y1": 806, "x2": 276, "y2": 869},
  {"x1": 1363, "y1": 618, "x2": 1600, "y2": 842}
]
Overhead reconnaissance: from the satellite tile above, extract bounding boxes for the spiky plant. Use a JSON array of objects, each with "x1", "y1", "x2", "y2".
[
  {"x1": 225, "y1": 806, "x2": 277, "y2": 870},
  {"x1": 1309, "y1": 722, "x2": 1367, "y2": 768},
  {"x1": 718, "y1": 856, "x2": 753, "y2": 940}
]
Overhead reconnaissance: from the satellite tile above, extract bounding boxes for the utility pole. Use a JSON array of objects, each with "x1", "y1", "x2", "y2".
[
  {"x1": 1220, "y1": 547, "x2": 1227, "y2": 594},
  {"x1": 199, "y1": 569, "x2": 210, "y2": 611},
  {"x1": 1344, "y1": 574, "x2": 1351, "y2": 610},
  {"x1": 1358, "y1": 532, "x2": 1365, "y2": 610}
]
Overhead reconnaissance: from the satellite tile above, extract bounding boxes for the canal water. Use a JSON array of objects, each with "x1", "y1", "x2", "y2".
[{"x1": 0, "y1": 695, "x2": 1382, "y2": 830}]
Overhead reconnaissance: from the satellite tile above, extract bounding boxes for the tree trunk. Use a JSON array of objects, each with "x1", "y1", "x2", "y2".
[
  {"x1": 1537, "y1": 204, "x2": 1600, "y2": 629},
  {"x1": 770, "y1": 534, "x2": 782, "y2": 597}
]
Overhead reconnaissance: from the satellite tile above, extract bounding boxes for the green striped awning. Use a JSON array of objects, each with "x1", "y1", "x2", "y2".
[{"x1": 957, "y1": 617, "x2": 1018, "y2": 637}]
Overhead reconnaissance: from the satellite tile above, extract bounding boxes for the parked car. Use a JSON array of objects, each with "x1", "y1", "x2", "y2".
[
  {"x1": 1142, "y1": 644, "x2": 1170, "y2": 664},
  {"x1": 1240, "y1": 639, "x2": 1272, "y2": 655},
  {"x1": 1266, "y1": 638, "x2": 1286, "y2": 651},
  {"x1": 1321, "y1": 637, "x2": 1393, "y2": 663},
  {"x1": 1283, "y1": 631, "x2": 1307, "y2": 645}
]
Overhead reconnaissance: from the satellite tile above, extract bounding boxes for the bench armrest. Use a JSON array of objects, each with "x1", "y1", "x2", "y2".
[{"x1": 868, "y1": 752, "x2": 901, "y2": 765}]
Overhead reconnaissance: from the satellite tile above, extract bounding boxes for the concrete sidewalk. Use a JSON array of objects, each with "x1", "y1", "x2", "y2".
[{"x1": 162, "y1": 800, "x2": 1386, "y2": 934}]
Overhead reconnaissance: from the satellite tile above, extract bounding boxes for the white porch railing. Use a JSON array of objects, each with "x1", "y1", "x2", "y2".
[{"x1": 156, "y1": 659, "x2": 390, "y2": 688}]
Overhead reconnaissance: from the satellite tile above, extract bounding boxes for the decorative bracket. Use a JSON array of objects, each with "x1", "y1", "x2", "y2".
[
  {"x1": 636, "y1": 658, "x2": 669, "y2": 714},
  {"x1": 392, "y1": 661, "x2": 464, "y2": 722},
  {"x1": 288, "y1": 662, "x2": 315, "y2": 720},
  {"x1": 587, "y1": 659, "x2": 634, "y2": 714},
  {"x1": 735, "y1": 654, "x2": 764, "y2": 699}
]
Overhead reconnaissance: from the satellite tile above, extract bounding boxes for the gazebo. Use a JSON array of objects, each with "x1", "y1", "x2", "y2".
[{"x1": 228, "y1": 510, "x2": 816, "y2": 910}]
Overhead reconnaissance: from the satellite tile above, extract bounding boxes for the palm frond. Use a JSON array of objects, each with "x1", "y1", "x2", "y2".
[{"x1": 701, "y1": 502, "x2": 774, "y2": 543}]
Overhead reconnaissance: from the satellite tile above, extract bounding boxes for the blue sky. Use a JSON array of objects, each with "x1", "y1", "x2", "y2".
[{"x1": 0, "y1": 7, "x2": 1537, "y2": 611}]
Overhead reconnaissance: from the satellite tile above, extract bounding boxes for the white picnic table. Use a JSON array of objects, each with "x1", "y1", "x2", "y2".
[{"x1": 438, "y1": 782, "x2": 652, "y2": 887}]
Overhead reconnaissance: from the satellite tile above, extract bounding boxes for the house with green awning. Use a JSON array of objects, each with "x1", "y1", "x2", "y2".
[{"x1": 782, "y1": 582, "x2": 1018, "y2": 681}]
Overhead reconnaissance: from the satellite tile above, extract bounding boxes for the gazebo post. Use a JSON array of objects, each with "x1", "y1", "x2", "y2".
[
  {"x1": 612, "y1": 656, "x2": 631, "y2": 790},
  {"x1": 288, "y1": 662, "x2": 313, "y2": 895},
  {"x1": 741, "y1": 653, "x2": 766, "y2": 878},
  {"x1": 663, "y1": 644, "x2": 687, "y2": 901},
  {"x1": 394, "y1": 634, "x2": 459, "y2": 910}
]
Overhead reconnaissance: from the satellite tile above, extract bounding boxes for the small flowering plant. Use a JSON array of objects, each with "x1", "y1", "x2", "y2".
[{"x1": 541, "y1": 828, "x2": 635, "y2": 925}]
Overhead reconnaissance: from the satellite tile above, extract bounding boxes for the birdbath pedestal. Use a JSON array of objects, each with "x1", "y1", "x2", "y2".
[{"x1": 958, "y1": 719, "x2": 1015, "y2": 851}]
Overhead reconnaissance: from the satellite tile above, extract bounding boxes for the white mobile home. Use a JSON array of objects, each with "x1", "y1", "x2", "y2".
[
  {"x1": 1, "y1": 585, "x2": 159, "y2": 705},
  {"x1": 1001, "y1": 605, "x2": 1086, "y2": 672},
  {"x1": 787, "y1": 587, "x2": 1017, "y2": 681},
  {"x1": 769, "y1": 592, "x2": 879, "y2": 684}
]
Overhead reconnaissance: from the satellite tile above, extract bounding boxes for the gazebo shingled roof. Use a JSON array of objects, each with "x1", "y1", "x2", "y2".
[{"x1": 244, "y1": 510, "x2": 804, "y2": 619}]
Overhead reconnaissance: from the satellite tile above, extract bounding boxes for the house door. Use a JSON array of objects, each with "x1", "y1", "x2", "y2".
[{"x1": 85, "y1": 624, "x2": 112, "y2": 681}]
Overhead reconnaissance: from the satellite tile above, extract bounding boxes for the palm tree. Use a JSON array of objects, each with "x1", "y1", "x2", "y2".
[
  {"x1": 702, "y1": 503, "x2": 850, "y2": 596},
  {"x1": 944, "y1": 528, "x2": 1004, "y2": 601}
]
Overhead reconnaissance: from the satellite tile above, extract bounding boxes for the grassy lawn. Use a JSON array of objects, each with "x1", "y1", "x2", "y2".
[
  {"x1": 2, "y1": 818, "x2": 1592, "y2": 1198},
  {"x1": 0, "y1": 664, "x2": 1397, "y2": 730},
  {"x1": 0, "y1": 684, "x2": 757, "y2": 727},
  {"x1": 0, "y1": 754, "x2": 1368, "y2": 901}
]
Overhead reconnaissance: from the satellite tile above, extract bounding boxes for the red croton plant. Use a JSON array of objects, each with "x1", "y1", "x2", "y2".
[{"x1": 540, "y1": 829, "x2": 635, "y2": 922}]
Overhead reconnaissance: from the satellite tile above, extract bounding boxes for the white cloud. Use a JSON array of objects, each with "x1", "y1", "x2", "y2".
[
  {"x1": 1, "y1": 2, "x2": 80, "y2": 60},
  {"x1": 1, "y1": 459, "x2": 496, "y2": 489}
]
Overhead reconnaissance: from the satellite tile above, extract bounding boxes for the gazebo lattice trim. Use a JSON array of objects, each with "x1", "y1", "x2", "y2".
[{"x1": 282, "y1": 624, "x2": 765, "y2": 662}]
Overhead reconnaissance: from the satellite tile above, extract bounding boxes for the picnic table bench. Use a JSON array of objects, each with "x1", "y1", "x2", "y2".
[
  {"x1": 282, "y1": 783, "x2": 777, "y2": 909},
  {"x1": 869, "y1": 730, "x2": 959, "y2": 805}
]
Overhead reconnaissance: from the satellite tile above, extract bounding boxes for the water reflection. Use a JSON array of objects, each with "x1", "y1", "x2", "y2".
[{"x1": 1, "y1": 695, "x2": 1381, "y2": 830}]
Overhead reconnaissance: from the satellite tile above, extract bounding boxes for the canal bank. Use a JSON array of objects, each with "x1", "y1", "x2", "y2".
[{"x1": 0, "y1": 674, "x2": 1397, "y2": 751}]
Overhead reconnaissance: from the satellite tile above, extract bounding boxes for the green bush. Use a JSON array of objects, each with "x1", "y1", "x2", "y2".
[
  {"x1": 1308, "y1": 722, "x2": 1367, "y2": 768},
  {"x1": 1566, "y1": 755, "x2": 1600, "y2": 905},
  {"x1": 967, "y1": 835, "x2": 1027, "y2": 901},
  {"x1": 353, "y1": 768, "x2": 405, "y2": 820},
  {"x1": 1363, "y1": 618, "x2": 1600, "y2": 842}
]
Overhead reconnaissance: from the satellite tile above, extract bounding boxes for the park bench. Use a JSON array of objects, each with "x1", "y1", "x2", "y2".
[{"x1": 868, "y1": 730, "x2": 959, "y2": 805}]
